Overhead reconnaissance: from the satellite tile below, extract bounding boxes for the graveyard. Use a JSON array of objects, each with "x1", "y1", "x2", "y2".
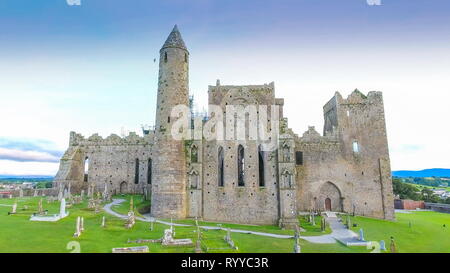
[{"x1": 0, "y1": 195, "x2": 448, "y2": 253}]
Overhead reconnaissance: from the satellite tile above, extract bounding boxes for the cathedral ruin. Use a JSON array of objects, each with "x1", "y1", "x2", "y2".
[{"x1": 54, "y1": 25, "x2": 395, "y2": 227}]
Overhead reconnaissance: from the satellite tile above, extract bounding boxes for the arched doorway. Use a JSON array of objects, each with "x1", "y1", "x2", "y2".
[
  {"x1": 120, "y1": 181, "x2": 127, "y2": 194},
  {"x1": 318, "y1": 182, "x2": 342, "y2": 212},
  {"x1": 325, "y1": 198, "x2": 332, "y2": 211}
]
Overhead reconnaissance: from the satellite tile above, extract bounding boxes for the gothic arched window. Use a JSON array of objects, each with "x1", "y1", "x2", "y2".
[
  {"x1": 147, "y1": 158, "x2": 152, "y2": 184},
  {"x1": 191, "y1": 145, "x2": 198, "y2": 163},
  {"x1": 237, "y1": 145, "x2": 245, "y2": 186},
  {"x1": 190, "y1": 172, "x2": 199, "y2": 189},
  {"x1": 258, "y1": 145, "x2": 265, "y2": 187},
  {"x1": 134, "y1": 158, "x2": 140, "y2": 184},
  {"x1": 283, "y1": 145, "x2": 290, "y2": 162},
  {"x1": 218, "y1": 146, "x2": 224, "y2": 187}
]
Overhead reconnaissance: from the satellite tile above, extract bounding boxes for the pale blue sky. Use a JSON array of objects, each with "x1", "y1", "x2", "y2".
[{"x1": 0, "y1": 0, "x2": 449, "y2": 175}]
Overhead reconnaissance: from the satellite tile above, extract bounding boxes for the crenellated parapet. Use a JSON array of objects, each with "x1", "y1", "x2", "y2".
[{"x1": 69, "y1": 131, "x2": 154, "y2": 147}]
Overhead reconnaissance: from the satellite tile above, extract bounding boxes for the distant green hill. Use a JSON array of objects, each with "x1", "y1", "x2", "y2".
[{"x1": 392, "y1": 168, "x2": 450, "y2": 178}]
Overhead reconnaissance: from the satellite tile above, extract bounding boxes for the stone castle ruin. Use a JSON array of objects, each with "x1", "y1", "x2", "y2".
[{"x1": 54, "y1": 25, "x2": 394, "y2": 227}]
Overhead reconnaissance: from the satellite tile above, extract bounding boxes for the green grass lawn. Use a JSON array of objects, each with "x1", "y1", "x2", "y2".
[
  {"x1": 110, "y1": 194, "x2": 150, "y2": 217},
  {"x1": 0, "y1": 196, "x2": 361, "y2": 253},
  {"x1": 349, "y1": 211, "x2": 450, "y2": 253}
]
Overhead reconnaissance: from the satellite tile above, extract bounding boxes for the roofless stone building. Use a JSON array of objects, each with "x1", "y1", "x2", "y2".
[{"x1": 54, "y1": 25, "x2": 395, "y2": 227}]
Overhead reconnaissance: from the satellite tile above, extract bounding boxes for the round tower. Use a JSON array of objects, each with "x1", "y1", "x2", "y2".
[{"x1": 151, "y1": 25, "x2": 189, "y2": 219}]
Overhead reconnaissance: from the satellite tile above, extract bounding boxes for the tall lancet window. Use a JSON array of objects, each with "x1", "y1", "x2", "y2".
[
  {"x1": 237, "y1": 145, "x2": 245, "y2": 187},
  {"x1": 191, "y1": 145, "x2": 198, "y2": 163},
  {"x1": 147, "y1": 158, "x2": 152, "y2": 184},
  {"x1": 283, "y1": 145, "x2": 290, "y2": 162},
  {"x1": 258, "y1": 145, "x2": 265, "y2": 187},
  {"x1": 218, "y1": 146, "x2": 224, "y2": 187},
  {"x1": 134, "y1": 159, "x2": 140, "y2": 184},
  {"x1": 84, "y1": 157, "x2": 89, "y2": 182}
]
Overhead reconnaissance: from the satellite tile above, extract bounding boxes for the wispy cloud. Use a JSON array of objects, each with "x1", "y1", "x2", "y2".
[{"x1": 0, "y1": 138, "x2": 63, "y2": 163}]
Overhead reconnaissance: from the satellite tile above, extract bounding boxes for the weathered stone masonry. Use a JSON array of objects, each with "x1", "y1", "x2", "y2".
[{"x1": 54, "y1": 25, "x2": 395, "y2": 227}]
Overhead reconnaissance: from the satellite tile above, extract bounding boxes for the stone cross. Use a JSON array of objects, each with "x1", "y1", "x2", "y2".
[
  {"x1": 380, "y1": 240, "x2": 386, "y2": 251},
  {"x1": 359, "y1": 228, "x2": 365, "y2": 241}
]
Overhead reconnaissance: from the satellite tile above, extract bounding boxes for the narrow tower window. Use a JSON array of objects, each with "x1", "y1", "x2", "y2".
[
  {"x1": 353, "y1": 141, "x2": 359, "y2": 153},
  {"x1": 134, "y1": 158, "x2": 140, "y2": 184},
  {"x1": 218, "y1": 146, "x2": 224, "y2": 187},
  {"x1": 147, "y1": 158, "x2": 152, "y2": 184},
  {"x1": 164, "y1": 52, "x2": 168, "y2": 63},
  {"x1": 295, "y1": 151, "x2": 303, "y2": 165},
  {"x1": 237, "y1": 145, "x2": 245, "y2": 186},
  {"x1": 185, "y1": 53, "x2": 188, "y2": 62},
  {"x1": 84, "y1": 157, "x2": 89, "y2": 182},
  {"x1": 258, "y1": 145, "x2": 265, "y2": 187}
]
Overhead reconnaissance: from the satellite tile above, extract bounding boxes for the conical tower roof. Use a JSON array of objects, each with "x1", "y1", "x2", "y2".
[{"x1": 161, "y1": 25, "x2": 187, "y2": 51}]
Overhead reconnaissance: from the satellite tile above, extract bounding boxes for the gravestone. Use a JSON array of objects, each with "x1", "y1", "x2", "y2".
[
  {"x1": 124, "y1": 211, "x2": 135, "y2": 229},
  {"x1": 19, "y1": 189, "x2": 23, "y2": 198},
  {"x1": 33, "y1": 190, "x2": 38, "y2": 197},
  {"x1": 38, "y1": 198, "x2": 44, "y2": 215},
  {"x1": 161, "y1": 228, "x2": 193, "y2": 246},
  {"x1": 101, "y1": 216, "x2": 106, "y2": 228},
  {"x1": 359, "y1": 228, "x2": 365, "y2": 241},
  {"x1": 195, "y1": 226, "x2": 203, "y2": 253},
  {"x1": 112, "y1": 246, "x2": 149, "y2": 253},
  {"x1": 73, "y1": 216, "x2": 81, "y2": 237},
  {"x1": 60, "y1": 198, "x2": 67, "y2": 217},
  {"x1": 380, "y1": 240, "x2": 386, "y2": 251},
  {"x1": 81, "y1": 190, "x2": 85, "y2": 199},
  {"x1": 311, "y1": 213, "x2": 315, "y2": 226},
  {"x1": 11, "y1": 202, "x2": 17, "y2": 214},
  {"x1": 80, "y1": 217, "x2": 85, "y2": 232},
  {"x1": 390, "y1": 237, "x2": 397, "y2": 253}
]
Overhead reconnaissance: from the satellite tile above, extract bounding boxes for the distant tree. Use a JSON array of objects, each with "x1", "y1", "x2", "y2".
[{"x1": 392, "y1": 179, "x2": 421, "y2": 201}]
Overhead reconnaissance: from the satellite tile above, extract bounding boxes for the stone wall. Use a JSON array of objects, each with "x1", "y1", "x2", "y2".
[
  {"x1": 295, "y1": 90, "x2": 395, "y2": 220},
  {"x1": 54, "y1": 131, "x2": 153, "y2": 196}
]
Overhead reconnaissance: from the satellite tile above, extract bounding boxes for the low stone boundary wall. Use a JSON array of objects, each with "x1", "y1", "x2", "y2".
[{"x1": 425, "y1": 202, "x2": 450, "y2": 214}]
